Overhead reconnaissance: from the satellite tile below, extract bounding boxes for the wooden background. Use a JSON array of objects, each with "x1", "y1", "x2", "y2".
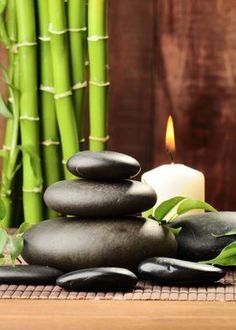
[{"x1": 1, "y1": 0, "x2": 236, "y2": 211}]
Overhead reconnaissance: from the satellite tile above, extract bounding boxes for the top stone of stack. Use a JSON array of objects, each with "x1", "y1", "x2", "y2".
[{"x1": 67, "y1": 151, "x2": 141, "y2": 181}]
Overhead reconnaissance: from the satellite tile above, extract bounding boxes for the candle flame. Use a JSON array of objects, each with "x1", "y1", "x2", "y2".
[{"x1": 165, "y1": 115, "x2": 176, "y2": 155}]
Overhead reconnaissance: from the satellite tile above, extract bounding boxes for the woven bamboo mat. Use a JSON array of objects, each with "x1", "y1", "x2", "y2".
[{"x1": 0, "y1": 270, "x2": 235, "y2": 301}]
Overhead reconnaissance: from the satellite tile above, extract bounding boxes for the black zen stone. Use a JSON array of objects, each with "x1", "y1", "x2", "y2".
[
  {"x1": 0, "y1": 265, "x2": 62, "y2": 284},
  {"x1": 169, "y1": 212, "x2": 236, "y2": 261},
  {"x1": 138, "y1": 257, "x2": 225, "y2": 285},
  {"x1": 44, "y1": 179, "x2": 157, "y2": 217},
  {"x1": 56, "y1": 267, "x2": 138, "y2": 291},
  {"x1": 22, "y1": 217, "x2": 177, "y2": 272},
  {"x1": 67, "y1": 150, "x2": 141, "y2": 180}
]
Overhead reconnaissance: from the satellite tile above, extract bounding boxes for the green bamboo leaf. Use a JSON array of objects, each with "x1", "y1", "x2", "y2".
[
  {"x1": 0, "y1": 94, "x2": 12, "y2": 118},
  {"x1": 212, "y1": 228, "x2": 236, "y2": 238},
  {"x1": 19, "y1": 145, "x2": 43, "y2": 186},
  {"x1": 153, "y1": 196, "x2": 186, "y2": 221},
  {"x1": 0, "y1": 63, "x2": 8, "y2": 79},
  {"x1": 8, "y1": 162, "x2": 21, "y2": 181},
  {"x1": 17, "y1": 222, "x2": 32, "y2": 235},
  {"x1": 6, "y1": 235, "x2": 24, "y2": 265},
  {"x1": 201, "y1": 241, "x2": 236, "y2": 266},
  {"x1": 0, "y1": 199, "x2": 6, "y2": 220},
  {"x1": 177, "y1": 199, "x2": 217, "y2": 216},
  {"x1": 0, "y1": 228, "x2": 8, "y2": 254},
  {"x1": 0, "y1": 0, "x2": 7, "y2": 15}
]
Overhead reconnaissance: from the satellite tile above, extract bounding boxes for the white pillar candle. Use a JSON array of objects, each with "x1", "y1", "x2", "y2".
[
  {"x1": 142, "y1": 116, "x2": 205, "y2": 218},
  {"x1": 142, "y1": 163, "x2": 205, "y2": 217}
]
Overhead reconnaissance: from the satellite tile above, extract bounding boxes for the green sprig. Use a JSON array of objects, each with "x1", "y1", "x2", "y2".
[
  {"x1": 0, "y1": 198, "x2": 32, "y2": 265},
  {"x1": 152, "y1": 196, "x2": 217, "y2": 225},
  {"x1": 202, "y1": 228, "x2": 236, "y2": 266},
  {"x1": 201, "y1": 241, "x2": 236, "y2": 266}
]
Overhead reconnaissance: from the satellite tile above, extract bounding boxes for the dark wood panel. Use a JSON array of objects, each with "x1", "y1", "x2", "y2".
[
  {"x1": 154, "y1": 0, "x2": 236, "y2": 210},
  {"x1": 108, "y1": 0, "x2": 155, "y2": 173}
]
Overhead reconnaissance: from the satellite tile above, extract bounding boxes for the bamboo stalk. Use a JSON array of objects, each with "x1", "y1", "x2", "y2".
[
  {"x1": 16, "y1": 0, "x2": 43, "y2": 224},
  {"x1": 88, "y1": 0, "x2": 109, "y2": 151},
  {"x1": 48, "y1": 0, "x2": 79, "y2": 178},
  {"x1": 37, "y1": 0, "x2": 61, "y2": 218},
  {"x1": 67, "y1": 0, "x2": 87, "y2": 150},
  {"x1": 0, "y1": 0, "x2": 20, "y2": 227}
]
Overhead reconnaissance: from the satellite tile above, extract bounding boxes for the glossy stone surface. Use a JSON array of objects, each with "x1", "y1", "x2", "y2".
[
  {"x1": 170, "y1": 212, "x2": 236, "y2": 261},
  {"x1": 0, "y1": 265, "x2": 62, "y2": 284},
  {"x1": 67, "y1": 151, "x2": 141, "y2": 180},
  {"x1": 56, "y1": 267, "x2": 138, "y2": 291},
  {"x1": 138, "y1": 257, "x2": 225, "y2": 285},
  {"x1": 44, "y1": 179, "x2": 157, "y2": 217},
  {"x1": 22, "y1": 217, "x2": 177, "y2": 272}
]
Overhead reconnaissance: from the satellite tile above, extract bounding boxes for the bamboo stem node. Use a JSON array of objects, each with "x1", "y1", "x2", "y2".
[
  {"x1": 41, "y1": 140, "x2": 60, "y2": 146},
  {"x1": 87, "y1": 35, "x2": 109, "y2": 41},
  {"x1": 19, "y1": 116, "x2": 40, "y2": 121},
  {"x1": 72, "y1": 81, "x2": 87, "y2": 90},
  {"x1": 68, "y1": 27, "x2": 87, "y2": 32},
  {"x1": 40, "y1": 85, "x2": 55, "y2": 93},
  {"x1": 89, "y1": 135, "x2": 110, "y2": 142},
  {"x1": 38, "y1": 36, "x2": 50, "y2": 42},
  {"x1": 17, "y1": 41, "x2": 37, "y2": 48},
  {"x1": 0, "y1": 190, "x2": 12, "y2": 197},
  {"x1": 22, "y1": 186, "x2": 42, "y2": 193},
  {"x1": 54, "y1": 90, "x2": 72, "y2": 100},
  {"x1": 89, "y1": 80, "x2": 110, "y2": 87},
  {"x1": 2, "y1": 145, "x2": 12, "y2": 151},
  {"x1": 48, "y1": 24, "x2": 67, "y2": 35}
]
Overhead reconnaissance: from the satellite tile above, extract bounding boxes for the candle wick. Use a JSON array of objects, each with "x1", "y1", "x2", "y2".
[{"x1": 167, "y1": 149, "x2": 174, "y2": 163}]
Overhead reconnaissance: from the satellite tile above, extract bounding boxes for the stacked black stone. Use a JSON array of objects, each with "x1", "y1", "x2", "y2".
[
  {"x1": 44, "y1": 150, "x2": 156, "y2": 217},
  {"x1": 1, "y1": 151, "x2": 225, "y2": 288},
  {"x1": 22, "y1": 151, "x2": 177, "y2": 290}
]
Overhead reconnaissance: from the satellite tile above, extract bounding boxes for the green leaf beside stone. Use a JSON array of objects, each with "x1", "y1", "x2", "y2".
[
  {"x1": 168, "y1": 226, "x2": 182, "y2": 236},
  {"x1": 0, "y1": 228, "x2": 8, "y2": 255},
  {"x1": 177, "y1": 199, "x2": 217, "y2": 216},
  {"x1": 6, "y1": 235, "x2": 24, "y2": 265},
  {"x1": 153, "y1": 196, "x2": 186, "y2": 222},
  {"x1": 17, "y1": 222, "x2": 32, "y2": 235},
  {"x1": 201, "y1": 241, "x2": 236, "y2": 266}
]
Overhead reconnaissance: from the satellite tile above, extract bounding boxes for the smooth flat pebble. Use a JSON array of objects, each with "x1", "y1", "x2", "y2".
[
  {"x1": 56, "y1": 267, "x2": 138, "y2": 291},
  {"x1": 66, "y1": 150, "x2": 141, "y2": 180},
  {"x1": 22, "y1": 217, "x2": 177, "y2": 272},
  {"x1": 138, "y1": 257, "x2": 226, "y2": 285},
  {"x1": 0, "y1": 265, "x2": 62, "y2": 284},
  {"x1": 170, "y1": 212, "x2": 236, "y2": 261},
  {"x1": 44, "y1": 179, "x2": 157, "y2": 217}
]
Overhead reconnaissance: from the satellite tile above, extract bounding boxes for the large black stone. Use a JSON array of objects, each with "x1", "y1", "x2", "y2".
[
  {"x1": 22, "y1": 217, "x2": 177, "y2": 272},
  {"x1": 44, "y1": 179, "x2": 157, "y2": 217},
  {"x1": 0, "y1": 265, "x2": 62, "y2": 284},
  {"x1": 169, "y1": 212, "x2": 236, "y2": 261},
  {"x1": 67, "y1": 151, "x2": 141, "y2": 180},
  {"x1": 56, "y1": 267, "x2": 138, "y2": 291},
  {"x1": 138, "y1": 257, "x2": 225, "y2": 285}
]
